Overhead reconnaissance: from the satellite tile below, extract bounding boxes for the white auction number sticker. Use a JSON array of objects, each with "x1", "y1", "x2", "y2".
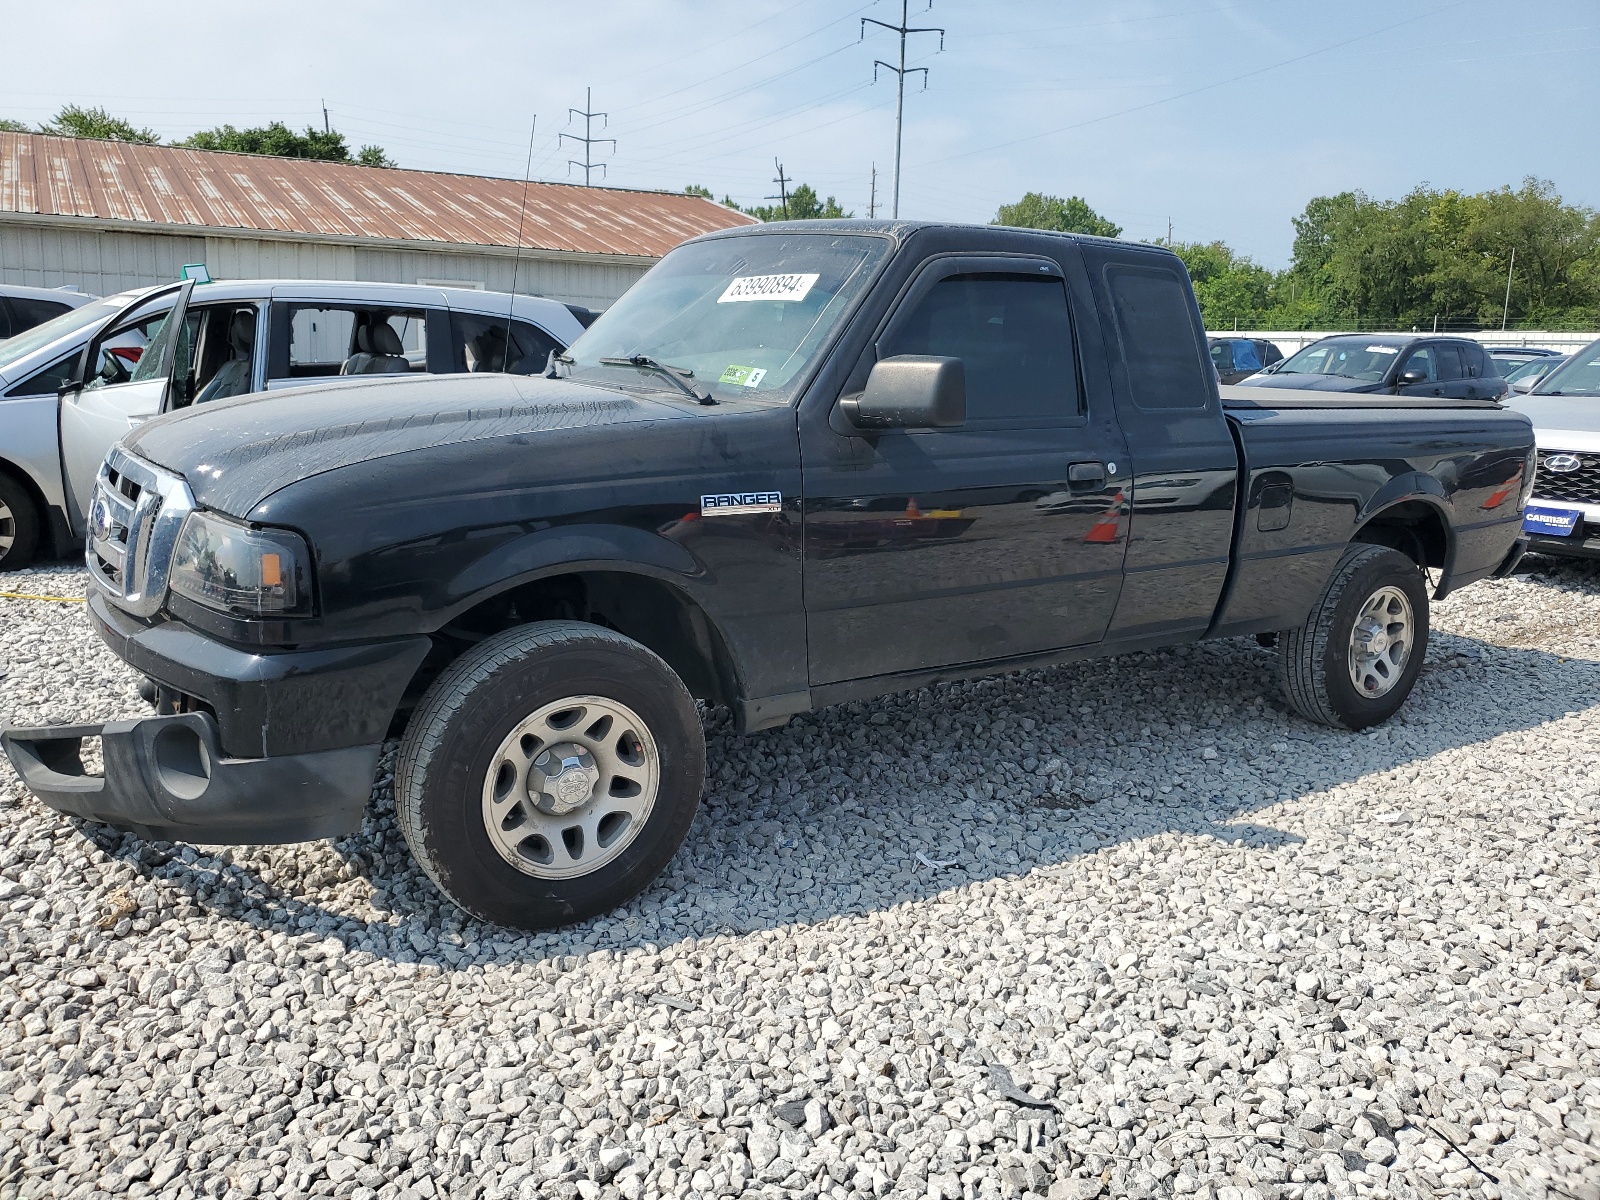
[{"x1": 717, "y1": 273, "x2": 820, "y2": 304}]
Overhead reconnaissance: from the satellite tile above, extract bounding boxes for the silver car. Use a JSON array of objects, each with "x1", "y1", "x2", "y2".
[
  {"x1": 0, "y1": 280, "x2": 586, "y2": 569},
  {"x1": 1506, "y1": 337, "x2": 1600, "y2": 560}
]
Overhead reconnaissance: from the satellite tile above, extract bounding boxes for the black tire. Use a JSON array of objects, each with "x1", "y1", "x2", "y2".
[
  {"x1": 396, "y1": 620, "x2": 705, "y2": 929},
  {"x1": 1276, "y1": 543, "x2": 1430, "y2": 730},
  {"x1": 0, "y1": 472, "x2": 41, "y2": 572}
]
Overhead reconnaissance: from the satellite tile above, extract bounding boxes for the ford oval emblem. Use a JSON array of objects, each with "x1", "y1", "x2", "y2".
[{"x1": 1544, "y1": 453, "x2": 1583, "y2": 474}]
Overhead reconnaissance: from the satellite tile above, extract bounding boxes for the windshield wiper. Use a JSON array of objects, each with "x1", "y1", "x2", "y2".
[{"x1": 598, "y1": 355, "x2": 716, "y2": 405}]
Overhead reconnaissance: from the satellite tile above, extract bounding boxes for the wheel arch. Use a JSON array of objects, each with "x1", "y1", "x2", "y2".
[
  {"x1": 407, "y1": 558, "x2": 745, "y2": 719},
  {"x1": 1352, "y1": 489, "x2": 1453, "y2": 576}
]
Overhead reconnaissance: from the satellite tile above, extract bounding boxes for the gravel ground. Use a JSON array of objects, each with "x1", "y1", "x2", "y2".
[{"x1": 0, "y1": 559, "x2": 1597, "y2": 1200}]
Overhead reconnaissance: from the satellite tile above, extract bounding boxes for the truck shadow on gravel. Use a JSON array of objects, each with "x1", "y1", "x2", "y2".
[{"x1": 77, "y1": 599, "x2": 1600, "y2": 964}]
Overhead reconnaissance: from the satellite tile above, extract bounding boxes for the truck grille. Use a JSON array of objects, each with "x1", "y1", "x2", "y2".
[
  {"x1": 86, "y1": 447, "x2": 195, "y2": 617},
  {"x1": 1534, "y1": 450, "x2": 1600, "y2": 506}
]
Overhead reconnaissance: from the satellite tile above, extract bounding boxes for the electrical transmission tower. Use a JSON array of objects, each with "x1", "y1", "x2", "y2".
[
  {"x1": 862, "y1": 0, "x2": 944, "y2": 219},
  {"x1": 766, "y1": 159, "x2": 791, "y2": 220},
  {"x1": 562, "y1": 88, "x2": 615, "y2": 185}
]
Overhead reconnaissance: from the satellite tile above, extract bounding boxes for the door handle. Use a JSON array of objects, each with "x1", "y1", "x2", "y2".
[{"x1": 1068, "y1": 461, "x2": 1105, "y2": 488}]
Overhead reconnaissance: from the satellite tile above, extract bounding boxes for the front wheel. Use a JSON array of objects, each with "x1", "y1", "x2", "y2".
[
  {"x1": 0, "y1": 472, "x2": 41, "y2": 571},
  {"x1": 1277, "y1": 543, "x2": 1430, "y2": 730},
  {"x1": 396, "y1": 621, "x2": 706, "y2": 928}
]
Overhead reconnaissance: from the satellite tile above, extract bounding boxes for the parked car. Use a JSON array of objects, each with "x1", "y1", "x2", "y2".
[
  {"x1": 1238, "y1": 333, "x2": 1508, "y2": 400},
  {"x1": 1505, "y1": 338, "x2": 1600, "y2": 559},
  {"x1": 0, "y1": 284, "x2": 95, "y2": 339},
  {"x1": 1, "y1": 220, "x2": 1534, "y2": 930},
  {"x1": 1505, "y1": 353, "x2": 1568, "y2": 393},
  {"x1": 1208, "y1": 336, "x2": 1283, "y2": 384},
  {"x1": 0, "y1": 279, "x2": 586, "y2": 569},
  {"x1": 1486, "y1": 346, "x2": 1562, "y2": 378}
]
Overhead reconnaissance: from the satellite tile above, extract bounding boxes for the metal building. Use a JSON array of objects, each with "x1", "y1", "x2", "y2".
[{"x1": 0, "y1": 132, "x2": 755, "y2": 309}]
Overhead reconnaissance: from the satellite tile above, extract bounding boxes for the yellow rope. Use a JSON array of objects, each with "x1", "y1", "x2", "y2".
[{"x1": 0, "y1": 591, "x2": 87, "y2": 603}]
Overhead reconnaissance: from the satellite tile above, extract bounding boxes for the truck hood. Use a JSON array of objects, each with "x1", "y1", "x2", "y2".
[
  {"x1": 1234, "y1": 372, "x2": 1385, "y2": 393},
  {"x1": 1504, "y1": 392, "x2": 1600, "y2": 438},
  {"x1": 123, "y1": 373, "x2": 689, "y2": 516}
]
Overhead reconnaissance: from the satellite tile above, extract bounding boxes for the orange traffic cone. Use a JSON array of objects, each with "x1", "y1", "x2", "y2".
[{"x1": 1085, "y1": 492, "x2": 1124, "y2": 544}]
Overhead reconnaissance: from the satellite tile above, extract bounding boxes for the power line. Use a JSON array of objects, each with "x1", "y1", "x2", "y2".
[
  {"x1": 561, "y1": 87, "x2": 615, "y2": 186},
  {"x1": 862, "y1": 0, "x2": 945, "y2": 219}
]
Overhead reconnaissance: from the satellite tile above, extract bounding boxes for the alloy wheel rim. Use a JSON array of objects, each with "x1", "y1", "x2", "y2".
[
  {"x1": 0, "y1": 498, "x2": 13, "y2": 556},
  {"x1": 1347, "y1": 585, "x2": 1414, "y2": 698},
  {"x1": 480, "y1": 695, "x2": 660, "y2": 879}
]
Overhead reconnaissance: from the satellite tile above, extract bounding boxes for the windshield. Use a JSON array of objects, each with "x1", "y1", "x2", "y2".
[
  {"x1": 1531, "y1": 340, "x2": 1600, "y2": 396},
  {"x1": 559, "y1": 232, "x2": 890, "y2": 405},
  {"x1": 0, "y1": 291, "x2": 143, "y2": 376},
  {"x1": 1505, "y1": 356, "x2": 1564, "y2": 384},
  {"x1": 1276, "y1": 337, "x2": 1402, "y2": 382}
]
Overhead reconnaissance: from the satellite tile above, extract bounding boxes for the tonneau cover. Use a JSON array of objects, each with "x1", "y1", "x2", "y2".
[{"x1": 1220, "y1": 384, "x2": 1504, "y2": 411}]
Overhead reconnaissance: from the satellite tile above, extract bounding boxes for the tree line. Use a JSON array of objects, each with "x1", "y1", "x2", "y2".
[
  {"x1": 2, "y1": 104, "x2": 395, "y2": 169},
  {"x1": 992, "y1": 183, "x2": 1600, "y2": 332}
]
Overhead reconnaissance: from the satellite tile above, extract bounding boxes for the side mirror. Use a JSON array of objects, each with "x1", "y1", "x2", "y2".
[
  {"x1": 1511, "y1": 377, "x2": 1536, "y2": 393},
  {"x1": 839, "y1": 355, "x2": 965, "y2": 430},
  {"x1": 1396, "y1": 368, "x2": 1429, "y2": 387}
]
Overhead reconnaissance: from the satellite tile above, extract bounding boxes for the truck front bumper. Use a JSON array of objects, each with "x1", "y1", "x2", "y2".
[{"x1": 1, "y1": 712, "x2": 379, "y2": 844}]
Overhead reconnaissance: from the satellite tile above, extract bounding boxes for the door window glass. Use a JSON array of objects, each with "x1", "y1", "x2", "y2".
[
  {"x1": 285, "y1": 306, "x2": 427, "y2": 378},
  {"x1": 1209, "y1": 342, "x2": 1232, "y2": 372},
  {"x1": 1104, "y1": 265, "x2": 1211, "y2": 410},
  {"x1": 1400, "y1": 346, "x2": 1436, "y2": 382},
  {"x1": 1433, "y1": 343, "x2": 1464, "y2": 381},
  {"x1": 879, "y1": 272, "x2": 1079, "y2": 423},
  {"x1": 1231, "y1": 339, "x2": 1262, "y2": 371},
  {"x1": 452, "y1": 312, "x2": 563, "y2": 375}
]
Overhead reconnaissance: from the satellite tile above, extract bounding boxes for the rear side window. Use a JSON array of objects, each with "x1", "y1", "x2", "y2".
[
  {"x1": 1231, "y1": 339, "x2": 1262, "y2": 371},
  {"x1": 879, "y1": 273, "x2": 1080, "y2": 424},
  {"x1": 1104, "y1": 265, "x2": 1211, "y2": 410},
  {"x1": 9, "y1": 297, "x2": 72, "y2": 332},
  {"x1": 1434, "y1": 343, "x2": 1465, "y2": 381},
  {"x1": 452, "y1": 312, "x2": 562, "y2": 375}
]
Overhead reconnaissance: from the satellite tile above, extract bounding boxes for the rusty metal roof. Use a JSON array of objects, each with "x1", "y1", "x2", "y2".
[{"x1": 0, "y1": 131, "x2": 756, "y2": 258}]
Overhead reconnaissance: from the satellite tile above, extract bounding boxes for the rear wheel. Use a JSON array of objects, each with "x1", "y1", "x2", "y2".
[
  {"x1": 396, "y1": 621, "x2": 706, "y2": 929},
  {"x1": 0, "y1": 472, "x2": 41, "y2": 572},
  {"x1": 1277, "y1": 543, "x2": 1430, "y2": 729}
]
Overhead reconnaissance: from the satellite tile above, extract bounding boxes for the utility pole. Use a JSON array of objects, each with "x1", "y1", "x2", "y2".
[
  {"x1": 1167, "y1": 217, "x2": 1173, "y2": 246},
  {"x1": 766, "y1": 160, "x2": 791, "y2": 220},
  {"x1": 562, "y1": 88, "x2": 615, "y2": 186},
  {"x1": 862, "y1": 1, "x2": 944, "y2": 220},
  {"x1": 1501, "y1": 246, "x2": 1516, "y2": 332},
  {"x1": 322, "y1": 101, "x2": 330, "y2": 135},
  {"x1": 868, "y1": 164, "x2": 878, "y2": 219}
]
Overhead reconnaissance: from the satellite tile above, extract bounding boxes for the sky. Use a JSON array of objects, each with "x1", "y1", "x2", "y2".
[{"x1": 2, "y1": 0, "x2": 1596, "y2": 268}]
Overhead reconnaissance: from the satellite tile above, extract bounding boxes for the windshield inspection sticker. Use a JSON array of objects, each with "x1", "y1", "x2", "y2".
[
  {"x1": 717, "y1": 273, "x2": 819, "y2": 304},
  {"x1": 718, "y1": 364, "x2": 768, "y2": 387},
  {"x1": 702, "y1": 491, "x2": 782, "y2": 516}
]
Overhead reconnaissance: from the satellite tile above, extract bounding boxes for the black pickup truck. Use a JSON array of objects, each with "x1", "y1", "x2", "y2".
[{"x1": 3, "y1": 221, "x2": 1534, "y2": 929}]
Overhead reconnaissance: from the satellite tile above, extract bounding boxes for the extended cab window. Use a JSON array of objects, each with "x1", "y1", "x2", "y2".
[
  {"x1": 880, "y1": 273, "x2": 1079, "y2": 423},
  {"x1": 1105, "y1": 265, "x2": 1211, "y2": 410}
]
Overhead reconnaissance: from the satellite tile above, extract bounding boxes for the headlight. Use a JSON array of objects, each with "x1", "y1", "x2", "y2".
[{"x1": 169, "y1": 511, "x2": 311, "y2": 616}]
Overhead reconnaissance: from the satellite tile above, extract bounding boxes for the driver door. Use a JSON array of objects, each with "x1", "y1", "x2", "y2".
[{"x1": 58, "y1": 281, "x2": 195, "y2": 532}]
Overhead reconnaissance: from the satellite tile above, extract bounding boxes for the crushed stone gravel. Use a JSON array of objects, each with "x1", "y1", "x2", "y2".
[{"x1": 0, "y1": 557, "x2": 1597, "y2": 1200}]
